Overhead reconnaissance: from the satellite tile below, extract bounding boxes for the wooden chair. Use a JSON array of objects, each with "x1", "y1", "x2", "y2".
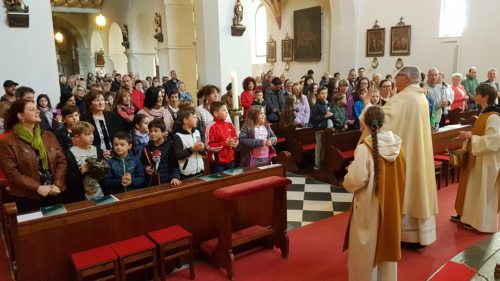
[
  {"x1": 71, "y1": 245, "x2": 120, "y2": 281},
  {"x1": 147, "y1": 225, "x2": 195, "y2": 280},
  {"x1": 109, "y1": 235, "x2": 159, "y2": 281},
  {"x1": 200, "y1": 176, "x2": 291, "y2": 280}
]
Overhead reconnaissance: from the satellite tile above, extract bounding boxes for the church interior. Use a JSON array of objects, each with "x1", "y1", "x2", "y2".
[{"x1": 0, "y1": 0, "x2": 499, "y2": 280}]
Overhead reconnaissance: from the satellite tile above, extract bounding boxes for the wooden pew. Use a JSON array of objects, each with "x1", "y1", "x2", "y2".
[
  {"x1": 432, "y1": 124, "x2": 472, "y2": 154},
  {"x1": 447, "y1": 108, "x2": 479, "y2": 125},
  {"x1": 432, "y1": 124, "x2": 472, "y2": 186},
  {"x1": 3, "y1": 162, "x2": 288, "y2": 281},
  {"x1": 317, "y1": 129, "x2": 361, "y2": 185},
  {"x1": 286, "y1": 126, "x2": 316, "y2": 171}
]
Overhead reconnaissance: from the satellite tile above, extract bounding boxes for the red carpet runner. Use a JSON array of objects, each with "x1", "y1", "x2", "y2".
[{"x1": 0, "y1": 183, "x2": 493, "y2": 281}]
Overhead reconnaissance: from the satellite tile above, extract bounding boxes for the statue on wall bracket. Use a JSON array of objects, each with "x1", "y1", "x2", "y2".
[
  {"x1": 121, "y1": 24, "x2": 130, "y2": 49},
  {"x1": 4, "y1": 0, "x2": 29, "y2": 27},
  {"x1": 153, "y1": 12, "x2": 164, "y2": 43},
  {"x1": 231, "y1": 0, "x2": 246, "y2": 36}
]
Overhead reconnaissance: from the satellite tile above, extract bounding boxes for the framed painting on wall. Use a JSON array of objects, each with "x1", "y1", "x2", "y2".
[
  {"x1": 293, "y1": 6, "x2": 321, "y2": 61},
  {"x1": 266, "y1": 38, "x2": 276, "y2": 63},
  {"x1": 390, "y1": 25, "x2": 411, "y2": 56},
  {"x1": 366, "y1": 28, "x2": 385, "y2": 57},
  {"x1": 95, "y1": 50, "x2": 105, "y2": 67},
  {"x1": 282, "y1": 38, "x2": 293, "y2": 62}
]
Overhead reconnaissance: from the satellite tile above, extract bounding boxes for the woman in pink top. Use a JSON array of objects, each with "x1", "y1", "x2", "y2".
[
  {"x1": 450, "y1": 73, "x2": 467, "y2": 110},
  {"x1": 240, "y1": 76, "x2": 257, "y2": 119}
]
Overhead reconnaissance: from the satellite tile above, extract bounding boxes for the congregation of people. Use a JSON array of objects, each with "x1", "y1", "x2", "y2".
[{"x1": 0, "y1": 64, "x2": 498, "y2": 281}]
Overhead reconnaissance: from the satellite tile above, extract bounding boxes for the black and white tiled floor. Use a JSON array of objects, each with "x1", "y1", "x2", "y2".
[{"x1": 286, "y1": 175, "x2": 353, "y2": 230}]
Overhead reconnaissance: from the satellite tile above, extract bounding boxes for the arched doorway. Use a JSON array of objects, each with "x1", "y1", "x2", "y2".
[
  {"x1": 108, "y1": 23, "x2": 128, "y2": 75},
  {"x1": 52, "y1": 15, "x2": 86, "y2": 77},
  {"x1": 53, "y1": 27, "x2": 80, "y2": 77}
]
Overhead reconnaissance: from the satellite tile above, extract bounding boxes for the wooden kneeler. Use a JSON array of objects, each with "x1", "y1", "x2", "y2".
[{"x1": 200, "y1": 176, "x2": 291, "y2": 280}]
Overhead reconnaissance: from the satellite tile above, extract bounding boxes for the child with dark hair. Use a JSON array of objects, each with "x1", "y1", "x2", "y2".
[
  {"x1": 343, "y1": 106, "x2": 406, "y2": 281},
  {"x1": 205, "y1": 101, "x2": 238, "y2": 173},
  {"x1": 251, "y1": 89, "x2": 266, "y2": 108},
  {"x1": 310, "y1": 86, "x2": 333, "y2": 169},
  {"x1": 102, "y1": 131, "x2": 145, "y2": 194},
  {"x1": 173, "y1": 107, "x2": 205, "y2": 179},
  {"x1": 37, "y1": 94, "x2": 56, "y2": 127},
  {"x1": 279, "y1": 96, "x2": 296, "y2": 129},
  {"x1": 55, "y1": 105, "x2": 80, "y2": 152},
  {"x1": 453, "y1": 83, "x2": 500, "y2": 232},
  {"x1": 131, "y1": 113, "x2": 151, "y2": 159},
  {"x1": 141, "y1": 118, "x2": 181, "y2": 186}
]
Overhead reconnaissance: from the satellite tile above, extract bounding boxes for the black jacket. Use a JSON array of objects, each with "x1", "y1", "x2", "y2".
[
  {"x1": 81, "y1": 111, "x2": 126, "y2": 150},
  {"x1": 311, "y1": 100, "x2": 333, "y2": 130}
]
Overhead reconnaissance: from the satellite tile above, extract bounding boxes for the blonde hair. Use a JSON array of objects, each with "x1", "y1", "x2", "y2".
[
  {"x1": 71, "y1": 121, "x2": 94, "y2": 137},
  {"x1": 244, "y1": 105, "x2": 264, "y2": 129}
]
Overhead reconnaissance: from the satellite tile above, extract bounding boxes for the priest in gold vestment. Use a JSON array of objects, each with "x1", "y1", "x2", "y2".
[{"x1": 376, "y1": 66, "x2": 438, "y2": 245}]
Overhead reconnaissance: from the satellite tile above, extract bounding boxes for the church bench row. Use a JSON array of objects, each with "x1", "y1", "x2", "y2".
[{"x1": 2, "y1": 161, "x2": 287, "y2": 281}]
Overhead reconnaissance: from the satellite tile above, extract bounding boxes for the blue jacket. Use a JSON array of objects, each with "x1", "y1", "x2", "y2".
[
  {"x1": 102, "y1": 153, "x2": 145, "y2": 194},
  {"x1": 311, "y1": 100, "x2": 333, "y2": 130}
]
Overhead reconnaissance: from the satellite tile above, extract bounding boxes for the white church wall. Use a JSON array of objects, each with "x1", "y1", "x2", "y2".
[
  {"x1": 195, "y1": 0, "x2": 253, "y2": 93},
  {"x1": 253, "y1": 0, "x2": 332, "y2": 82},
  {"x1": 0, "y1": 0, "x2": 59, "y2": 103},
  {"x1": 355, "y1": 0, "x2": 500, "y2": 81}
]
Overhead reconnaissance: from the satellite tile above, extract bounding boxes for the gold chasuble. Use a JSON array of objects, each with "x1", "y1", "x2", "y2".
[{"x1": 455, "y1": 111, "x2": 500, "y2": 215}]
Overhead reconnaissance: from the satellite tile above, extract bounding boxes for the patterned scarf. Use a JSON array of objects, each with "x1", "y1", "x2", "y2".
[
  {"x1": 13, "y1": 123, "x2": 49, "y2": 170},
  {"x1": 134, "y1": 130, "x2": 149, "y2": 146}
]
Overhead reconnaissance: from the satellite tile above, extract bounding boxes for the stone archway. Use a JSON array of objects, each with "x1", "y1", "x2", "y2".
[
  {"x1": 52, "y1": 15, "x2": 88, "y2": 76},
  {"x1": 108, "y1": 22, "x2": 128, "y2": 75}
]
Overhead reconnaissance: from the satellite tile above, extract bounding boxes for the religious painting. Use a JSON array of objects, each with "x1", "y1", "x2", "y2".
[
  {"x1": 366, "y1": 28, "x2": 385, "y2": 57},
  {"x1": 95, "y1": 51, "x2": 105, "y2": 67},
  {"x1": 293, "y1": 6, "x2": 321, "y2": 61},
  {"x1": 267, "y1": 40, "x2": 276, "y2": 63},
  {"x1": 282, "y1": 38, "x2": 293, "y2": 62},
  {"x1": 390, "y1": 25, "x2": 411, "y2": 56}
]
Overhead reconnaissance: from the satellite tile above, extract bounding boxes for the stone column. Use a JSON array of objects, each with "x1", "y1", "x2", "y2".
[{"x1": 193, "y1": 0, "x2": 252, "y2": 100}]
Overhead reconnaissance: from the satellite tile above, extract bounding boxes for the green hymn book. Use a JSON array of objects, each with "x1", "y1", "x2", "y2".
[{"x1": 41, "y1": 204, "x2": 67, "y2": 217}]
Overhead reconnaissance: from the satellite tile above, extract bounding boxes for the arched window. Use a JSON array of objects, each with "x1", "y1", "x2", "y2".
[
  {"x1": 255, "y1": 5, "x2": 267, "y2": 57},
  {"x1": 439, "y1": 0, "x2": 466, "y2": 38}
]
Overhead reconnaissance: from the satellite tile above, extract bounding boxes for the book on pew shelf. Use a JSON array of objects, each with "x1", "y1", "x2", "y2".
[
  {"x1": 41, "y1": 204, "x2": 67, "y2": 217},
  {"x1": 223, "y1": 168, "x2": 244, "y2": 176},
  {"x1": 92, "y1": 195, "x2": 119, "y2": 205},
  {"x1": 17, "y1": 211, "x2": 43, "y2": 223},
  {"x1": 257, "y1": 163, "x2": 281, "y2": 170},
  {"x1": 200, "y1": 173, "x2": 224, "y2": 181}
]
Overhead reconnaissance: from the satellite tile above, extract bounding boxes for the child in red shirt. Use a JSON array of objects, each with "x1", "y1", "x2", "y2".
[{"x1": 205, "y1": 101, "x2": 238, "y2": 173}]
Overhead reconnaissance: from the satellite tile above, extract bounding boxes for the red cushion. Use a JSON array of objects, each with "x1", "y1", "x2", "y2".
[
  {"x1": 110, "y1": 235, "x2": 156, "y2": 257},
  {"x1": 277, "y1": 137, "x2": 285, "y2": 143},
  {"x1": 302, "y1": 143, "x2": 316, "y2": 151},
  {"x1": 147, "y1": 225, "x2": 191, "y2": 244},
  {"x1": 71, "y1": 245, "x2": 117, "y2": 269},
  {"x1": 213, "y1": 176, "x2": 291, "y2": 200},
  {"x1": 339, "y1": 150, "x2": 355, "y2": 159},
  {"x1": 434, "y1": 154, "x2": 450, "y2": 161},
  {"x1": 200, "y1": 225, "x2": 267, "y2": 256}
]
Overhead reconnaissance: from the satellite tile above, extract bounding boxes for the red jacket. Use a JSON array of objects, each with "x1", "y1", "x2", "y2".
[
  {"x1": 131, "y1": 89, "x2": 144, "y2": 110},
  {"x1": 205, "y1": 118, "x2": 237, "y2": 164}
]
